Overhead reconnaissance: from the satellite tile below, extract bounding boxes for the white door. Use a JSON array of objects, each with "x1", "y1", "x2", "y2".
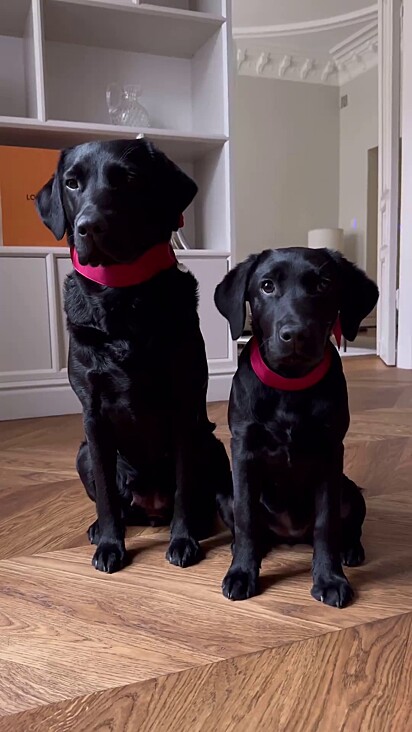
[{"x1": 377, "y1": 0, "x2": 402, "y2": 365}]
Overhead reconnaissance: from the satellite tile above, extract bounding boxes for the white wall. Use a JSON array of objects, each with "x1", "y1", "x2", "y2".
[
  {"x1": 234, "y1": 75, "x2": 340, "y2": 261},
  {"x1": 339, "y1": 67, "x2": 378, "y2": 273}
]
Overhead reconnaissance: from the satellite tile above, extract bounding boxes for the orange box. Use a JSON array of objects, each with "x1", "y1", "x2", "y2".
[{"x1": 0, "y1": 146, "x2": 62, "y2": 247}]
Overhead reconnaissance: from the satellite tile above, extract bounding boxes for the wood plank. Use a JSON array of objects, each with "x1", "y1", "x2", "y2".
[{"x1": 0, "y1": 357, "x2": 411, "y2": 728}]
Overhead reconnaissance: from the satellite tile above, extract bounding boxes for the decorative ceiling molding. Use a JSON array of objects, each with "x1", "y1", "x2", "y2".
[
  {"x1": 330, "y1": 20, "x2": 378, "y2": 64},
  {"x1": 234, "y1": 5, "x2": 378, "y2": 87},
  {"x1": 233, "y1": 5, "x2": 378, "y2": 40},
  {"x1": 235, "y1": 42, "x2": 378, "y2": 86},
  {"x1": 236, "y1": 45, "x2": 339, "y2": 85}
]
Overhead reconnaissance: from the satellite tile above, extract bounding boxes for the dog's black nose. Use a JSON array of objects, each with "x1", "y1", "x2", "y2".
[
  {"x1": 279, "y1": 325, "x2": 305, "y2": 344},
  {"x1": 77, "y1": 214, "x2": 107, "y2": 240}
]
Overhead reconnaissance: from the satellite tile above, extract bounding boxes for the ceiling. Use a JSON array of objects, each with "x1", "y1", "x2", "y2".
[
  {"x1": 232, "y1": 1, "x2": 372, "y2": 28},
  {"x1": 233, "y1": 2, "x2": 378, "y2": 87}
]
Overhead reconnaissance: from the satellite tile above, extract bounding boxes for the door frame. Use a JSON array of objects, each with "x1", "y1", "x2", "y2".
[{"x1": 377, "y1": 0, "x2": 401, "y2": 366}]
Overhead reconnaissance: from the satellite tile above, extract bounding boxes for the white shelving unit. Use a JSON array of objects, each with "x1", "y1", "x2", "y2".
[{"x1": 0, "y1": 0, "x2": 236, "y2": 420}]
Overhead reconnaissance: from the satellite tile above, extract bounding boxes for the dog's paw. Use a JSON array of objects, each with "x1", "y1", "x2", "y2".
[
  {"x1": 92, "y1": 540, "x2": 126, "y2": 574},
  {"x1": 311, "y1": 574, "x2": 353, "y2": 608},
  {"x1": 87, "y1": 520, "x2": 100, "y2": 545},
  {"x1": 166, "y1": 537, "x2": 202, "y2": 567},
  {"x1": 341, "y1": 542, "x2": 365, "y2": 567},
  {"x1": 222, "y1": 567, "x2": 259, "y2": 601}
]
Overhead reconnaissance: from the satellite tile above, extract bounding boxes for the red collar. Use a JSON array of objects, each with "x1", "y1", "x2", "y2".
[
  {"x1": 70, "y1": 241, "x2": 177, "y2": 288},
  {"x1": 250, "y1": 320, "x2": 341, "y2": 392}
]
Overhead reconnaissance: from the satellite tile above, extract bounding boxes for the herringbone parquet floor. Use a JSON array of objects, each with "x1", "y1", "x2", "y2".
[{"x1": 0, "y1": 356, "x2": 411, "y2": 731}]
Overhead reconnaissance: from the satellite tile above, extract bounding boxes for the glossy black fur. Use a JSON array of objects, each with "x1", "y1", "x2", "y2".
[
  {"x1": 36, "y1": 139, "x2": 232, "y2": 574},
  {"x1": 215, "y1": 248, "x2": 379, "y2": 607}
]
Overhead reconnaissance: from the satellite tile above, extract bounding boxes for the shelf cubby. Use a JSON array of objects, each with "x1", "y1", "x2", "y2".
[
  {"x1": 42, "y1": 0, "x2": 227, "y2": 136},
  {"x1": 0, "y1": 0, "x2": 44, "y2": 119}
]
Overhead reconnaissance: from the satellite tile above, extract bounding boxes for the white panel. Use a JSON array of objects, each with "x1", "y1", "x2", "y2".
[
  {"x1": 181, "y1": 255, "x2": 228, "y2": 360},
  {"x1": 192, "y1": 28, "x2": 225, "y2": 133},
  {"x1": 194, "y1": 144, "x2": 230, "y2": 250},
  {"x1": 22, "y1": 0, "x2": 46, "y2": 121},
  {"x1": 56, "y1": 256, "x2": 72, "y2": 365},
  {"x1": 207, "y1": 372, "x2": 231, "y2": 401},
  {"x1": 31, "y1": 0, "x2": 47, "y2": 121},
  {"x1": 176, "y1": 160, "x2": 196, "y2": 246},
  {"x1": 45, "y1": 42, "x2": 192, "y2": 131},
  {"x1": 0, "y1": 0, "x2": 31, "y2": 36},
  {"x1": 0, "y1": 257, "x2": 52, "y2": 373},
  {"x1": 192, "y1": 1, "x2": 224, "y2": 13},
  {"x1": 0, "y1": 36, "x2": 27, "y2": 118},
  {"x1": 23, "y1": 4, "x2": 37, "y2": 118},
  {"x1": 140, "y1": 1, "x2": 223, "y2": 13}
]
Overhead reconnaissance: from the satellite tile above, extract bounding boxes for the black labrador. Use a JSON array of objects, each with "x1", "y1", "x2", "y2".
[
  {"x1": 215, "y1": 247, "x2": 379, "y2": 607},
  {"x1": 36, "y1": 138, "x2": 232, "y2": 573}
]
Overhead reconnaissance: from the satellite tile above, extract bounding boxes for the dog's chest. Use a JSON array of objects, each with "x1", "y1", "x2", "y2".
[{"x1": 250, "y1": 402, "x2": 330, "y2": 470}]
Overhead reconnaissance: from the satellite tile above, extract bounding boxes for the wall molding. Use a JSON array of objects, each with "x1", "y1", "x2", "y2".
[
  {"x1": 234, "y1": 5, "x2": 378, "y2": 87},
  {"x1": 235, "y1": 43, "x2": 378, "y2": 86},
  {"x1": 0, "y1": 373, "x2": 232, "y2": 421}
]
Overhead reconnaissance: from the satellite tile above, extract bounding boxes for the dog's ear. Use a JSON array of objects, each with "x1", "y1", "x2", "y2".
[
  {"x1": 146, "y1": 142, "x2": 197, "y2": 230},
  {"x1": 214, "y1": 254, "x2": 258, "y2": 340},
  {"x1": 329, "y1": 251, "x2": 379, "y2": 341},
  {"x1": 160, "y1": 156, "x2": 198, "y2": 230},
  {"x1": 35, "y1": 154, "x2": 66, "y2": 240}
]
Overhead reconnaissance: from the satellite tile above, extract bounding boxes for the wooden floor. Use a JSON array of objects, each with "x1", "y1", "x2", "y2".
[{"x1": 0, "y1": 356, "x2": 411, "y2": 731}]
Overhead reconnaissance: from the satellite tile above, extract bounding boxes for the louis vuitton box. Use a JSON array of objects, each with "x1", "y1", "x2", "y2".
[{"x1": 0, "y1": 145, "x2": 61, "y2": 247}]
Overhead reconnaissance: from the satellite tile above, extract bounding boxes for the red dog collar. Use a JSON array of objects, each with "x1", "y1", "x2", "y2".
[
  {"x1": 250, "y1": 320, "x2": 341, "y2": 391},
  {"x1": 71, "y1": 214, "x2": 183, "y2": 287},
  {"x1": 71, "y1": 241, "x2": 177, "y2": 288}
]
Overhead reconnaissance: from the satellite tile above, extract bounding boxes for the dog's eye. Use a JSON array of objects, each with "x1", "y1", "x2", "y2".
[
  {"x1": 261, "y1": 279, "x2": 275, "y2": 294},
  {"x1": 66, "y1": 179, "x2": 79, "y2": 190},
  {"x1": 317, "y1": 278, "x2": 331, "y2": 293}
]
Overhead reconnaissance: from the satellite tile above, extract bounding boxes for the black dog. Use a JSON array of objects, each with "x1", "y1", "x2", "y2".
[
  {"x1": 36, "y1": 138, "x2": 232, "y2": 573},
  {"x1": 215, "y1": 247, "x2": 378, "y2": 607}
]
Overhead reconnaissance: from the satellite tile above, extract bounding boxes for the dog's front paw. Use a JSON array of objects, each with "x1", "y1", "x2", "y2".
[
  {"x1": 341, "y1": 542, "x2": 365, "y2": 567},
  {"x1": 222, "y1": 567, "x2": 259, "y2": 601},
  {"x1": 311, "y1": 574, "x2": 353, "y2": 608},
  {"x1": 92, "y1": 540, "x2": 126, "y2": 574},
  {"x1": 87, "y1": 520, "x2": 100, "y2": 545},
  {"x1": 166, "y1": 537, "x2": 202, "y2": 567}
]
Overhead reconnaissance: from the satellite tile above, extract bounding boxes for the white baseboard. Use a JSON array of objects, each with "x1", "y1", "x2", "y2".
[
  {"x1": 0, "y1": 384, "x2": 81, "y2": 421},
  {"x1": 0, "y1": 372, "x2": 234, "y2": 421},
  {"x1": 340, "y1": 348, "x2": 377, "y2": 357}
]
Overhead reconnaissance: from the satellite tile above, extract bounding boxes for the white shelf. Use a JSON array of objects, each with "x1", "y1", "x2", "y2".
[
  {"x1": 0, "y1": 117, "x2": 227, "y2": 159},
  {"x1": 0, "y1": 246, "x2": 231, "y2": 257},
  {"x1": 0, "y1": 0, "x2": 236, "y2": 416},
  {"x1": 44, "y1": 0, "x2": 224, "y2": 58}
]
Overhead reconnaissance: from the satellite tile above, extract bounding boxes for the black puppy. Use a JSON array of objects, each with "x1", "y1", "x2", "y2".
[
  {"x1": 36, "y1": 138, "x2": 232, "y2": 573},
  {"x1": 215, "y1": 247, "x2": 378, "y2": 607}
]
